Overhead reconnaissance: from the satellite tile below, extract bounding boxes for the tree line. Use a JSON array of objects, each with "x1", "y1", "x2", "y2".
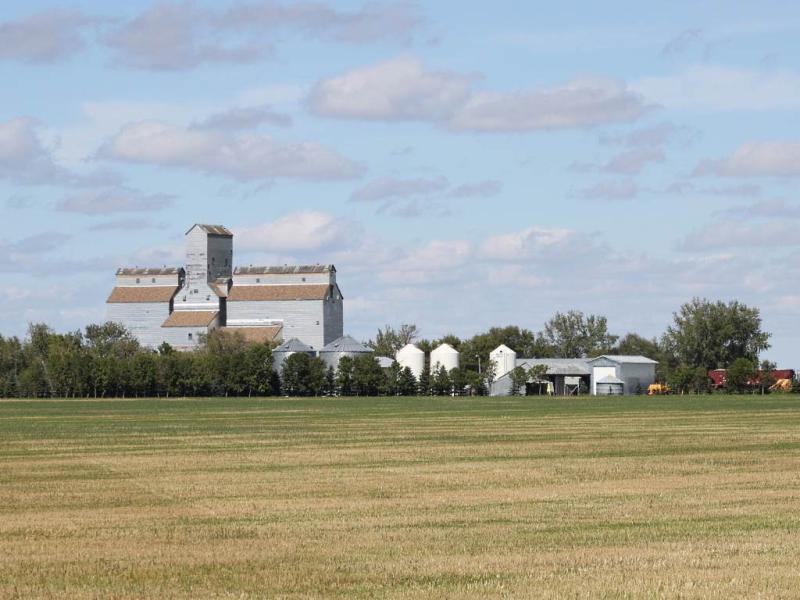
[{"x1": 0, "y1": 297, "x2": 795, "y2": 398}]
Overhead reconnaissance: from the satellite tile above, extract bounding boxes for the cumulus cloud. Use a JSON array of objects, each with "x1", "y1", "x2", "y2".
[
  {"x1": 633, "y1": 65, "x2": 800, "y2": 111},
  {"x1": 105, "y1": 2, "x2": 266, "y2": 70},
  {"x1": 309, "y1": 57, "x2": 472, "y2": 122},
  {"x1": 0, "y1": 117, "x2": 71, "y2": 184},
  {"x1": 603, "y1": 147, "x2": 665, "y2": 174},
  {"x1": 217, "y1": 1, "x2": 423, "y2": 44},
  {"x1": 479, "y1": 226, "x2": 594, "y2": 262},
  {"x1": 57, "y1": 187, "x2": 175, "y2": 214},
  {"x1": 694, "y1": 141, "x2": 800, "y2": 177},
  {"x1": 235, "y1": 211, "x2": 359, "y2": 253},
  {"x1": 89, "y1": 218, "x2": 165, "y2": 231},
  {"x1": 350, "y1": 175, "x2": 448, "y2": 202},
  {"x1": 309, "y1": 57, "x2": 648, "y2": 131},
  {"x1": 0, "y1": 10, "x2": 93, "y2": 64},
  {"x1": 715, "y1": 198, "x2": 800, "y2": 220},
  {"x1": 97, "y1": 120, "x2": 364, "y2": 181},
  {"x1": 448, "y1": 180, "x2": 503, "y2": 198},
  {"x1": 105, "y1": 1, "x2": 423, "y2": 70},
  {"x1": 448, "y1": 77, "x2": 647, "y2": 132},
  {"x1": 680, "y1": 220, "x2": 800, "y2": 251},
  {"x1": 192, "y1": 105, "x2": 292, "y2": 129},
  {"x1": 576, "y1": 180, "x2": 638, "y2": 200}
]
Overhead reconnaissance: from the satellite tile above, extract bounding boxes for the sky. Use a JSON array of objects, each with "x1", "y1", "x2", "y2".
[{"x1": 1, "y1": 0, "x2": 799, "y2": 365}]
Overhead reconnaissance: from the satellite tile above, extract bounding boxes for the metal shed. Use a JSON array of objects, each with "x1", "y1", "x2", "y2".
[
  {"x1": 272, "y1": 337, "x2": 316, "y2": 372},
  {"x1": 595, "y1": 375, "x2": 625, "y2": 395},
  {"x1": 319, "y1": 335, "x2": 371, "y2": 370}
]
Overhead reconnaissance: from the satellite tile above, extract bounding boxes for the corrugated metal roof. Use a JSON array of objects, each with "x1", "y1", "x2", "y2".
[
  {"x1": 186, "y1": 224, "x2": 233, "y2": 236},
  {"x1": 218, "y1": 325, "x2": 282, "y2": 343},
  {"x1": 227, "y1": 284, "x2": 330, "y2": 301},
  {"x1": 590, "y1": 355, "x2": 658, "y2": 365},
  {"x1": 377, "y1": 356, "x2": 395, "y2": 368},
  {"x1": 116, "y1": 267, "x2": 182, "y2": 276},
  {"x1": 107, "y1": 286, "x2": 179, "y2": 303},
  {"x1": 516, "y1": 358, "x2": 591, "y2": 376},
  {"x1": 234, "y1": 265, "x2": 334, "y2": 275},
  {"x1": 162, "y1": 311, "x2": 218, "y2": 327},
  {"x1": 273, "y1": 338, "x2": 315, "y2": 353},
  {"x1": 597, "y1": 375, "x2": 625, "y2": 384},
  {"x1": 320, "y1": 335, "x2": 370, "y2": 353}
]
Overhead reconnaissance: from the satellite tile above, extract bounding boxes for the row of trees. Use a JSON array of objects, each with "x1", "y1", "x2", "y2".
[
  {"x1": 0, "y1": 322, "x2": 486, "y2": 398},
  {"x1": 0, "y1": 297, "x2": 792, "y2": 398},
  {"x1": 367, "y1": 298, "x2": 789, "y2": 395}
]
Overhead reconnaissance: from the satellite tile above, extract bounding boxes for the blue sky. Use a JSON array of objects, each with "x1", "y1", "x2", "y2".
[{"x1": 2, "y1": 0, "x2": 799, "y2": 365}]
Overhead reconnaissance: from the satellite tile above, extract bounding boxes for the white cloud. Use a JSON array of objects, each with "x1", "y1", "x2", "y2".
[
  {"x1": 695, "y1": 142, "x2": 800, "y2": 177},
  {"x1": 105, "y1": 2, "x2": 266, "y2": 70},
  {"x1": 57, "y1": 187, "x2": 174, "y2": 214},
  {"x1": 310, "y1": 57, "x2": 648, "y2": 131},
  {"x1": 192, "y1": 105, "x2": 292, "y2": 129},
  {"x1": 104, "y1": 2, "x2": 423, "y2": 70},
  {"x1": 576, "y1": 180, "x2": 638, "y2": 200},
  {"x1": 448, "y1": 180, "x2": 503, "y2": 198},
  {"x1": 603, "y1": 147, "x2": 665, "y2": 174},
  {"x1": 680, "y1": 220, "x2": 800, "y2": 251},
  {"x1": 217, "y1": 1, "x2": 423, "y2": 44},
  {"x1": 449, "y1": 77, "x2": 647, "y2": 132},
  {"x1": 309, "y1": 56, "x2": 472, "y2": 122},
  {"x1": 350, "y1": 175, "x2": 448, "y2": 202},
  {"x1": 0, "y1": 10, "x2": 92, "y2": 64},
  {"x1": 235, "y1": 211, "x2": 358, "y2": 253},
  {"x1": 633, "y1": 65, "x2": 800, "y2": 111},
  {"x1": 97, "y1": 120, "x2": 363, "y2": 181},
  {"x1": 715, "y1": 198, "x2": 800, "y2": 220},
  {"x1": 479, "y1": 226, "x2": 591, "y2": 261},
  {"x1": 0, "y1": 117, "x2": 70, "y2": 184}
]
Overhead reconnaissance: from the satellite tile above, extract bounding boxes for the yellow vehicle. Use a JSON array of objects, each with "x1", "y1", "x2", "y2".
[
  {"x1": 770, "y1": 378, "x2": 793, "y2": 392},
  {"x1": 647, "y1": 383, "x2": 671, "y2": 395}
]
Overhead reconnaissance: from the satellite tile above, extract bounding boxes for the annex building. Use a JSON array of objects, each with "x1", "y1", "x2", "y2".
[{"x1": 106, "y1": 224, "x2": 343, "y2": 350}]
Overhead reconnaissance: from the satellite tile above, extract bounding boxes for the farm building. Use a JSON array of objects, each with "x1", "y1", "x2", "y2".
[
  {"x1": 489, "y1": 348, "x2": 657, "y2": 396},
  {"x1": 107, "y1": 224, "x2": 343, "y2": 350},
  {"x1": 319, "y1": 335, "x2": 371, "y2": 370},
  {"x1": 491, "y1": 358, "x2": 591, "y2": 396},
  {"x1": 708, "y1": 368, "x2": 796, "y2": 390}
]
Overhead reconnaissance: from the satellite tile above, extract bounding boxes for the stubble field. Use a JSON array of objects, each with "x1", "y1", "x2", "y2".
[{"x1": 1, "y1": 395, "x2": 800, "y2": 598}]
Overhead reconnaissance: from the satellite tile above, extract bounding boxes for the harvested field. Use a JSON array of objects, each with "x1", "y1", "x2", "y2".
[{"x1": 1, "y1": 395, "x2": 799, "y2": 598}]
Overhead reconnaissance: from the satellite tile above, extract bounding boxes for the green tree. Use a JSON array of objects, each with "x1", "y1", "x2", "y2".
[
  {"x1": 527, "y1": 364, "x2": 549, "y2": 395},
  {"x1": 662, "y1": 298, "x2": 770, "y2": 370},
  {"x1": 509, "y1": 366, "x2": 529, "y2": 396},
  {"x1": 306, "y1": 357, "x2": 327, "y2": 397},
  {"x1": 757, "y1": 360, "x2": 777, "y2": 395},
  {"x1": 324, "y1": 366, "x2": 336, "y2": 396},
  {"x1": 398, "y1": 366, "x2": 418, "y2": 396},
  {"x1": 335, "y1": 356, "x2": 354, "y2": 396},
  {"x1": 431, "y1": 365, "x2": 451, "y2": 396},
  {"x1": 351, "y1": 355, "x2": 385, "y2": 396},
  {"x1": 367, "y1": 324, "x2": 419, "y2": 357},
  {"x1": 542, "y1": 310, "x2": 618, "y2": 358},
  {"x1": 726, "y1": 358, "x2": 758, "y2": 393}
]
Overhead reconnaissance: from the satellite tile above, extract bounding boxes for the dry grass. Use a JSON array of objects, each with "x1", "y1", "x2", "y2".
[{"x1": 1, "y1": 395, "x2": 800, "y2": 598}]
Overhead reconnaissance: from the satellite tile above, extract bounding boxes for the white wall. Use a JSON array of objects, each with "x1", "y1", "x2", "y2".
[
  {"x1": 591, "y1": 366, "x2": 618, "y2": 395},
  {"x1": 107, "y1": 301, "x2": 172, "y2": 348},
  {"x1": 227, "y1": 300, "x2": 326, "y2": 349}
]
